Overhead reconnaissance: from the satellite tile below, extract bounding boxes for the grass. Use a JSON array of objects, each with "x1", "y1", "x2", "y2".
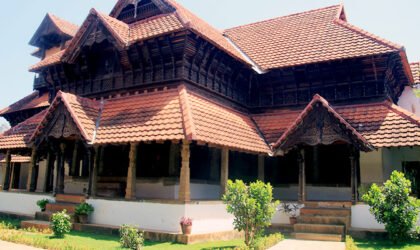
[
  {"x1": 355, "y1": 238, "x2": 420, "y2": 250},
  {"x1": 0, "y1": 216, "x2": 244, "y2": 250}
]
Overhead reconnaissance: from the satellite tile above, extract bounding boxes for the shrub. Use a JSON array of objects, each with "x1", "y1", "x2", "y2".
[
  {"x1": 50, "y1": 210, "x2": 72, "y2": 238},
  {"x1": 254, "y1": 233, "x2": 284, "y2": 250},
  {"x1": 222, "y1": 180, "x2": 280, "y2": 248},
  {"x1": 74, "y1": 203, "x2": 94, "y2": 215},
  {"x1": 345, "y1": 236, "x2": 358, "y2": 250},
  {"x1": 119, "y1": 224, "x2": 144, "y2": 250},
  {"x1": 36, "y1": 199, "x2": 51, "y2": 211},
  {"x1": 362, "y1": 171, "x2": 420, "y2": 242}
]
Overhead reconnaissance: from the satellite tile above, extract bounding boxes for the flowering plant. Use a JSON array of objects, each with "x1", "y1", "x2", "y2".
[{"x1": 180, "y1": 217, "x2": 192, "y2": 226}]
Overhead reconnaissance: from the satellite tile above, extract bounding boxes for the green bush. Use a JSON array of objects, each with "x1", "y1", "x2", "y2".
[
  {"x1": 222, "y1": 180, "x2": 280, "y2": 248},
  {"x1": 51, "y1": 210, "x2": 72, "y2": 238},
  {"x1": 36, "y1": 199, "x2": 51, "y2": 211},
  {"x1": 345, "y1": 236, "x2": 358, "y2": 250},
  {"x1": 362, "y1": 171, "x2": 420, "y2": 242},
  {"x1": 74, "y1": 203, "x2": 94, "y2": 215},
  {"x1": 254, "y1": 233, "x2": 284, "y2": 250},
  {"x1": 119, "y1": 225, "x2": 144, "y2": 250}
]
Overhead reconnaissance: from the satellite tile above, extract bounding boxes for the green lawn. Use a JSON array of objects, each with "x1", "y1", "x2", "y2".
[
  {"x1": 355, "y1": 239, "x2": 420, "y2": 250},
  {"x1": 0, "y1": 216, "x2": 243, "y2": 250}
]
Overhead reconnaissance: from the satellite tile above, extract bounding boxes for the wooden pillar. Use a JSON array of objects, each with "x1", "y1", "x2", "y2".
[
  {"x1": 178, "y1": 140, "x2": 191, "y2": 202},
  {"x1": 350, "y1": 149, "x2": 358, "y2": 204},
  {"x1": 2, "y1": 150, "x2": 12, "y2": 191},
  {"x1": 312, "y1": 146, "x2": 320, "y2": 183},
  {"x1": 220, "y1": 148, "x2": 229, "y2": 197},
  {"x1": 27, "y1": 146, "x2": 38, "y2": 192},
  {"x1": 70, "y1": 141, "x2": 79, "y2": 176},
  {"x1": 88, "y1": 146, "x2": 99, "y2": 197},
  {"x1": 258, "y1": 155, "x2": 265, "y2": 182},
  {"x1": 55, "y1": 143, "x2": 66, "y2": 194},
  {"x1": 298, "y1": 148, "x2": 306, "y2": 203},
  {"x1": 43, "y1": 149, "x2": 55, "y2": 193},
  {"x1": 125, "y1": 143, "x2": 138, "y2": 200}
]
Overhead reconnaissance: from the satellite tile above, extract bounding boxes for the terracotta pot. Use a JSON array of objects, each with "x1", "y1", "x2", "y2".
[
  {"x1": 289, "y1": 217, "x2": 298, "y2": 225},
  {"x1": 78, "y1": 214, "x2": 89, "y2": 224},
  {"x1": 180, "y1": 224, "x2": 192, "y2": 235}
]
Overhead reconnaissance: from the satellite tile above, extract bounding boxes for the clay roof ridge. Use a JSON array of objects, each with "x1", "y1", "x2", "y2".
[
  {"x1": 177, "y1": 85, "x2": 196, "y2": 141},
  {"x1": 249, "y1": 116, "x2": 273, "y2": 155},
  {"x1": 47, "y1": 13, "x2": 80, "y2": 37},
  {"x1": 90, "y1": 99, "x2": 105, "y2": 145},
  {"x1": 273, "y1": 94, "x2": 373, "y2": 150},
  {"x1": 224, "y1": 4, "x2": 342, "y2": 33},
  {"x1": 333, "y1": 19, "x2": 402, "y2": 51},
  {"x1": 93, "y1": 9, "x2": 130, "y2": 46},
  {"x1": 386, "y1": 101, "x2": 420, "y2": 127}
]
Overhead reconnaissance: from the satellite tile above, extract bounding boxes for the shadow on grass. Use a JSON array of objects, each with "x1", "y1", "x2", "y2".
[{"x1": 200, "y1": 246, "x2": 238, "y2": 250}]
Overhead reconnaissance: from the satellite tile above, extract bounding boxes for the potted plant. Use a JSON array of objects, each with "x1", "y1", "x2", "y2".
[
  {"x1": 179, "y1": 217, "x2": 192, "y2": 235},
  {"x1": 36, "y1": 199, "x2": 51, "y2": 212},
  {"x1": 279, "y1": 203, "x2": 302, "y2": 225},
  {"x1": 74, "y1": 202, "x2": 94, "y2": 224}
]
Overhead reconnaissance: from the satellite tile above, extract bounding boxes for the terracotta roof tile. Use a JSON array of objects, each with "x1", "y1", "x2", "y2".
[
  {"x1": 410, "y1": 62, "x2": 420, "y2": 84},
  {"x1": 224, "y1": 5, "x2": 400, "y2": 70},
  {"x1": 48, "y1": 13, "x2": 79, "y2": 37},
  {"x1": 0, "y1": 110, "x2": 47, "y2": 150},
  {"x1": 95, "y1": 88, "x2": 185, "y2": 144},
  {"x1": 180, "y1": 85, "x2": 270, "y2": 154},
  {"x1": 0, "y1": 91, "x2": 49, "y2": 116},
  {"x1": 253, "y1": 99, "x2": 420, "y2": 148},
  {"x1": 29, "y1": 50, "x2": 65, "y2": 71}
]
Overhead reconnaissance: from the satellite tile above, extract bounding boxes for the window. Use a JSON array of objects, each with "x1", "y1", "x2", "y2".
[{"x1": 403, "y1": 161, "x2": 420, "y2": 198}]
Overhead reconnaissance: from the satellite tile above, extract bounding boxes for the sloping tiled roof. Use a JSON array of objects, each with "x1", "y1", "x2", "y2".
[
  {"x1": 179, "y1": 85, "x2": 270, "y2": 153},
  {"x1": 48, "y1": 13, "x2": 79, "y2": 37},
  {"x1": 95, "y1": 87, "x2": 185, "y2": 144},
  {"x1": 410, "y1": 62, "x2": 420, "y2": 84},
  {"x1": 253, "y1": 99, "x2": 420, "y2": 148},
  {"x1": 0, "y1": 110, "x2": 47, "y2": 150},
  {"x1": 30, "y1": 0, "x2": 250, "y2": 72},
  {"x1": 224, "y1": 5, "x2": 401, "y2": 70},
  {"x1": 0, "y1": 154, "x2": 31, "y2": 163},
  {"x1": 272, "y1": 94, "x2": 372, "y2": 151},
  {"x1": 0, "y1": 91, "x2": 49, "y2": 116},
  {"x1": 0, "y1": 86, "x2": 269, "y2": 154},
  {"x1": 31, "y1": 91, "x2": 101, "y2": 143}
]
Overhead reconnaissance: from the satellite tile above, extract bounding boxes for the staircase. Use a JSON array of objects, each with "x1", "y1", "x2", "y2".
[
  {"x1": 21, "y1": 194, "x2": 85, "y2": 230},
  {"x1": 293, "y1": 201, "x2": 351, "y2": 242}
]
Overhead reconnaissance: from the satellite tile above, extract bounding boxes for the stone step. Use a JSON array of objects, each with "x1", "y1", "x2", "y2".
[
  {"x1": 300, "y1": 207, "x2": 351, "y2": 217},
  {"x1": 21, "y1": 220, "x2": 50, "y2": 231},
  {"x1": 298, "y1": 215, "x2": 350, "y2": 228},
  {"x1": 294, "y1": 223, "x2": 345, "y2": 235},
  {"x1": 46, "y1": 202, "x2": 78, "y2": 214},
  {"x1": 304, "y1": 201, "x2": 352, "y2": 208},
  {"x1": 35, "y1": 211, "x2": 77, "y2": 222},
  {"x1": 294, "y1": 232, "x2": 343, "y2": 242},
  {"x1": 55, "y1": 194, "x2": 86, "y2": 204}
]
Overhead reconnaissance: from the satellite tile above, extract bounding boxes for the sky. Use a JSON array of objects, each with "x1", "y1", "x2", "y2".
[{"x1": 0, "y1": 0, "x2": 420, "y2": 127}]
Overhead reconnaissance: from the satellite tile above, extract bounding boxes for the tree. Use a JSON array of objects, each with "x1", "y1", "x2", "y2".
[
  {"x1": 222, "y1": 180, "x2": 279, "y2": 247},
  {"x1": 362, "y1": 171, "x2": 420, "y2": 242}
]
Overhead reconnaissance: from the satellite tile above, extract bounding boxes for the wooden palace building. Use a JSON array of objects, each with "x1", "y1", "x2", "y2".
[{"x1": 0, "y1": 0, "x2": 419, "y2": 241}]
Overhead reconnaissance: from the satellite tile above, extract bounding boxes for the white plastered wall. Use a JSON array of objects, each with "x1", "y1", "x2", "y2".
[
  {"x1": 0, "y1": 192, "x2": 52, "y2": 216},
  {"x1": 360, "y1": 149, "x2": 383, "y2": 184},
  {"x1": 382, "y1": 147, "x2": 420, "y2": 180},
  {"x1": 36, "y1": 160, "x2": 47, "y2": 192},
  {"x1": 398, "y1": 86, "x2": 420, "y2": 117}
]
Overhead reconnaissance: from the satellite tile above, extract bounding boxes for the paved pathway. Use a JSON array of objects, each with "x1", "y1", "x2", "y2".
[
  {"x1": 269, "y1": 239, "x2": 345, "y2": 250},
  {"x1": 0, "y1": 240, "x2": 43, "y2": 250}
]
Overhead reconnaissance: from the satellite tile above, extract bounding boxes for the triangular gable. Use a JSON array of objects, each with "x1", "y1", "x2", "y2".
[
  {"x1": 62, "y1": 9, "x2": 129, "y2": 64},
  {"x1": 273, "y1": 94, "x2": 373, "y2": 154},
  {"x1": 29, "y1": 13, "x2": 78, "y2": 48},
  {"x1": 110, "y1": 0, "x2": 174, "y2": 20},
  {"x1": 31, "y1": 91, "x2": 101, "y2": 145}
]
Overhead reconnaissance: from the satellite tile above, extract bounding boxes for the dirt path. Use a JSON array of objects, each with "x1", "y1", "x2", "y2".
[
  {"x1": 0, "y1": 240, "x2": 43, "y2": 250},
  {"x1": 269, "y1": 239, "x2": 345, "y2": 250}
]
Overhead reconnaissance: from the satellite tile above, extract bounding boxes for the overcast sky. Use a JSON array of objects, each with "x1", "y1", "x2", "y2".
[{"x1": 1, "y1": 0, "x2": 419, "y2": 126}]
